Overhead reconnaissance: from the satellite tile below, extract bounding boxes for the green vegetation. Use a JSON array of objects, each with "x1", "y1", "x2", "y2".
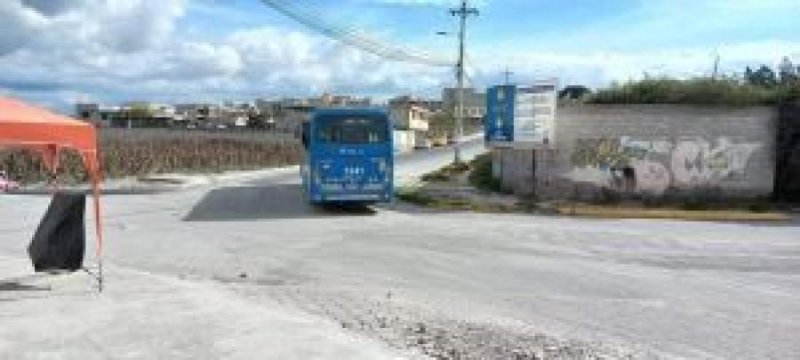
[
  {"x1": 556, "y1": 203, "x2": 789, "y2": 222},
  {"x1": 395, "y1": 186, "x2": 510, "y2": 212},
  {"x1": 123, "y1": 103, "x2": 155, "y2": 118},
  {"x1": 428, "y1": 110, "x2": 483, "y2": 140},
  {"x1": 0, "y1": 134, "x2": 302, "y2": 184},
  {"x1": 588, "y1": 58, "x2": 800, "y2": 105},
  {"x1": 559, "y1": 85, "x2": 592, "y2": 102},
  {"x1": 395, "y1": 187, "x2": 436, "y2": 206},
  {"x1": 421, "y1": 161, "x2": 470, "y2": 182},
  {"x1": 467, "y1": 153, "x2": 502, "y2": 193},
  {"x1": 590, "y1": 77, "x2": 789, "y2": 105},
  {"x1": 428, "y1": 111, "x2": 455, "y2": 140},
  {"x1": 419, "y1": 154, "x2": 503, "y2": 194},
  {"x1": 396, "y1": 154, "x2": 516, "y2": 212}
]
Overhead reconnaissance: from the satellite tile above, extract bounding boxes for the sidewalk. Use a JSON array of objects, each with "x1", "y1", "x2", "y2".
[{"x1": 0, "y1": 257, "x2": 404, "y2": 360}]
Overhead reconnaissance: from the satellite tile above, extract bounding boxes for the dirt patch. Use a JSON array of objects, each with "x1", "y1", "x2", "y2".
[
  {"x1": 229, "y1": 286, "x2": 642, "y2": 359},
  {"x1": 556, "y1": 204, "x2": 791, "y2": 222}
]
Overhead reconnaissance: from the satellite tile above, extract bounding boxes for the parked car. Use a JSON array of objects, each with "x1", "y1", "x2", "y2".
[{"x1": 0, "y1": 171, "x2": 20, "y2": 193}]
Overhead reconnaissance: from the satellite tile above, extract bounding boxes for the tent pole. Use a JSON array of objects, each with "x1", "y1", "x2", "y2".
[{"x1": 92, "y1": 170, "x2": 104, "y2": 293}]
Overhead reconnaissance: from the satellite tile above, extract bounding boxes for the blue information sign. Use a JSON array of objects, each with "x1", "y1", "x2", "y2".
[
  {"x1": 485, "y1": 85, "x2": 516, "y2": 143},
  {"x1": 485, "y1": 82, "x2": 558, "y2": 148}
]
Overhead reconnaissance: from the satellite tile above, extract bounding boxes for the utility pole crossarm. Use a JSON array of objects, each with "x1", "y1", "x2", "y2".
[{"x1": 450, "y1": 0, "x2": 478, "y2": 164}]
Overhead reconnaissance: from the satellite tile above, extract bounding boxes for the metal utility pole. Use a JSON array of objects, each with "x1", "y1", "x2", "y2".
[
  {"x1": 503, "y1": 67, "x2": 514, "y2": 85},
  {"x1": 712, "y1": 52, "x2": 721, "y2": 81},
  {"x1": 450, "y1": 0, "x2": 478, "y2": 164}
]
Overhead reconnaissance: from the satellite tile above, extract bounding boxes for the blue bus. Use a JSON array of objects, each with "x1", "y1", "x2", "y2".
[{"x1": 301, "y1": 108, "x2": 393, "y2": 204}]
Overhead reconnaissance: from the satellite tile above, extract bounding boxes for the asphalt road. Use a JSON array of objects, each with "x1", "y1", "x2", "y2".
[{"x1": 2, "y1": 139, "x2": 799, "y2": 359}]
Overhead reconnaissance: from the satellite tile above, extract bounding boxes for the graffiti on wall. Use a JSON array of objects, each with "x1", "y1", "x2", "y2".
[{"x1": 567, "y1": 137, "x2": 762, "y2": 194}]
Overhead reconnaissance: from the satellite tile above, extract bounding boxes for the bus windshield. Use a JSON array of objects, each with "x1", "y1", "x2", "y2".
[{"x1": 315, "y1": 117, "x2": 388, "y2": 145}]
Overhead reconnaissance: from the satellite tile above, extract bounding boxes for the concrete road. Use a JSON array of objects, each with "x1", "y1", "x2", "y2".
[{"x1": 2, "y1": 139, "x2": 799, "y2": 359}]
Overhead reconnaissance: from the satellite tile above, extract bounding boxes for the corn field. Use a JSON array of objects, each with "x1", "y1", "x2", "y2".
[{"x1": 0, "y1": 129, "x2": 303, "y2": 184}]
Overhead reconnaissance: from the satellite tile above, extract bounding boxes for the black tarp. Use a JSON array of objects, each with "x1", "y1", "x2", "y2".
[{"x1": 28, "y1": 192, "x2": 86, "y2": 272}]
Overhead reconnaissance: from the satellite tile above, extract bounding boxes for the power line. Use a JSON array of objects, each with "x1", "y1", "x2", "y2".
[{"x1": 259, "y1": 0, "x2": 453, "y2": 66}]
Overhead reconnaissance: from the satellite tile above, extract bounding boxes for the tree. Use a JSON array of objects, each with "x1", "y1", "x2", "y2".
[
  {"x1": 745, "y1": 65, "x2": 779, "y2": 88},
  {"x1": 559, "y1": 85, "x2": 592, "y2": 100},
  {"x1": 428, "y1": 110, "x2": 455, "y2": 139},
  {"x1": 247, "y1": 112, "x2": 272, "y2": 129},
  {"x1": 778, "y1": 57, "x2": 798, "y2": 85},
  {"x1": 126, "y1": 104, "x2": 153, "y2": 118}
]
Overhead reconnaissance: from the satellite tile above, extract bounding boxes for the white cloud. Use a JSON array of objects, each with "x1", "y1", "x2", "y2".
[
  {"x1": 471, "y1": 40, "x2": 800, "y2": 88},
  {"x1": 0, "y1": 0, "x2": 797, "y2": 111},
  {"x1": 0, "y1": 0, "x2": 454, "y2": 109},
  {"x1": 20, "y1": 0, "x2": 87, "y2": 16},
  {"x1": 369, "y1": 0, "x2": 489, "y2": 7}
]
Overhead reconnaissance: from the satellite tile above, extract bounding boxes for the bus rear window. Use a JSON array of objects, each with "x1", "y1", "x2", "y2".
[{"x1": 316, "y1": 117, "x2": 388, "y2": 144}]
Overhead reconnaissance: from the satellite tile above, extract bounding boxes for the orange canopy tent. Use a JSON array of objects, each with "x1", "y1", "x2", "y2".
[{"x1": 0, "y1": 96, "x2": 104, "y2": 286}]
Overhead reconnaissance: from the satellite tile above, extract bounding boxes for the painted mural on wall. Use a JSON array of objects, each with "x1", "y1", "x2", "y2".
[{"x1": 567, "y1": 136, "x2": 762, "y2": 194}]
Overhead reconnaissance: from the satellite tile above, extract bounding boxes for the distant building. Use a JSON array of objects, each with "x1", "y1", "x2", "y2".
[
  {"x1": 254, "y1": 98, "x2": 312, "y2": 134},
  {"x1": 75, "y1": 102, "x2": 175, "y2": 128},
  {"x1": 255, "y1": 93, "x2": 371, "y2": 135},
  {"x1": 173, "y1": 103, "x2": 252, "y2": 129},
  {"x1": 389, "y1": 103, "x2": 430, "y2": 132},
  {"x1": 442, "y1": 87, "x2": 486, "y2": 121},
  {"x1": 316, "y1": 93, "x2": 372, "y2": 108},
  {"x1": 75, "y1": 103, "x2": 120, "y2": 127},
  {"x1": 388, "y1": 96, "x2": 443, "y2": 113}
]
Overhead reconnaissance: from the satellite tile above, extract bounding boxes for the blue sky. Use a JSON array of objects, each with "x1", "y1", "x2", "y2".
[{"x1": 1, "y1": 0, "x2": 799, "y2": 111}]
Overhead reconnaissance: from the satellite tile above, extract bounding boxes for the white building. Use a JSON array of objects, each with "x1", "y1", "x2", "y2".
[{"x1": 390, "y1": 103, "x2": 430, "y2": 132}]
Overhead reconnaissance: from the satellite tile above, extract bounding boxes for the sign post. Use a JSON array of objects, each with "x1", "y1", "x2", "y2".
[{"x1": 485, "y1": 80, "x2": 558, "y2": 197}]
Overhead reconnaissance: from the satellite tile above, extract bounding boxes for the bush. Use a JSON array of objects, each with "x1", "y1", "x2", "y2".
[
  {"x1": 589, "y1": 77, "x2": 795, "y2": 105},
  {"x1": 468, "y1": 154, "x2": 502, "y2": 192},
  {"x1": 680, "y1": 200, "x2": 710, "y2": 211},
  {"x1": 421, "y1": 160, "x2": 471, "y2": 182},
  {"x1": 395, "y1": 187, "x2": 435, "y2": 206},
  {"x1": 747, "y1": 202, "x2": 772, "y2": 213}
]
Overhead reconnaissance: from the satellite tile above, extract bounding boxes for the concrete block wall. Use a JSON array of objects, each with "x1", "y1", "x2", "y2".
[{"x1": 495, "y1": 105, "x2": 778, "y2": 201}]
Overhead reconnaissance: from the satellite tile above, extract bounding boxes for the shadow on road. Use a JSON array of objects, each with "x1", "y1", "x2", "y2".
[
  {"x1": 0, "y1": 281, "x2": 49, "y2": 292},
  {"x1": 184, "y1": 184, "x2": 376, "y2": 222}
]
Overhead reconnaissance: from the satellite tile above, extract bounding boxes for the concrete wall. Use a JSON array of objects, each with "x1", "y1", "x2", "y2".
[
  {"x1": 496, "y1": 105, "x2": 778, "y2": 201},
  {"x1": 776, "y1": 104, "x2": 800, "y2": 201}
]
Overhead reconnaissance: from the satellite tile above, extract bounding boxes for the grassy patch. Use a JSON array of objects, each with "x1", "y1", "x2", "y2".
[
  {"x1": 396, "y1": 187, "x2": 470, "y2": 210},
  {"x1": 395, "y1": 186, "x2": 512, "y2": 212},
  {"x1": 557, "y1": 204, "x2": 790, "y2": 222},
  {"x1": 467, "y1": 154, "x2": 503, "y2": 193},
  {"x1": 395, "y1": 187, "x2": 436, "y2": 206},
  {"x1": 421, "y1": 161, "x2": 471, "y2": 182}
]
